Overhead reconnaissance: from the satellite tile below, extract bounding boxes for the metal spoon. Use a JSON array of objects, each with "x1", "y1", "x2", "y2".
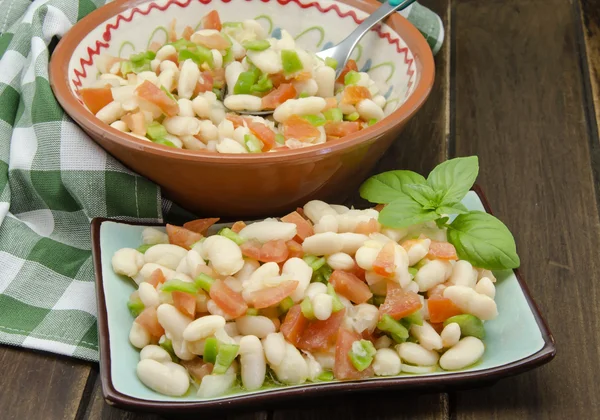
[{"x1": 229, "y1": 0, "x2": 417, "y2": 116}]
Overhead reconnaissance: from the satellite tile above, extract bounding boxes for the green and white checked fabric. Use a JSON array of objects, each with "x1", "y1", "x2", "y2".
[{"x1": 0, "y1": 0, "x2": 443, "y2": 362}]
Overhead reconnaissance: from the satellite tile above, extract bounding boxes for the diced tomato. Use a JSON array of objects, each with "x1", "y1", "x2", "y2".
[
  {"x1": 181, "y1": 359, "x2": 213, "y2": 382},
  {"x1": 427, "y1": 296, "x2": 463, "y2": 323},
  {"x1": 334, "y1": 327, "x2": 374, "y2": 380},
  {"x1": 194, "y1": 71, "x2": 214, "y2": 95},
  {"x1": 183, "y1": 218, "x2": 220, "y2": 235},
  {"x1": 286, "y1": 239, "x2": 304, "y2": 258},
  {"x1": 231, "y1": 221, "x2": 247, "y2": 233},
  {"x1": 251, "y1": 280, "x2": 299, "y2": 309},
  {"x1": 324, "y1": 97, "x2": 338, "y2": 110},
  {"x1": 336, "y1": 59, "x2": 358, "y2": 84},
  {"x1": 135, "y1": 80, "x2": 179, "y2": 116},
  {"x1": 341, "y1": 85, "x2": 371, "y2": 105},
  {"x1": 240, "y1": 239, "x2": 262, "y2": 260},
  {"x1": 80, "y1": 87, "x2": 114, "y2": 115},
  {"x1": 269, "y1": 72, "x2": 287, "y2": 88},
  {"x1": 260, "y1": 240, "x2": 289, "y2": 263},
  {"x1": 297, "y1": 308, "x2": 346, "y2": 351},
  {"x1": 192, "y1": 32, "x2": 230, "y2": 50},
  {"x1": 172, "y1": 291, "x2": 196, "y2": 318},
  {"x1": 427, "y1": 241, "x2": 458, "y2": 260},
  {"x1": 122, "y1": 111, "x2": 147, "y2": 135},
  {"x1": 427, "y1": 284, "x2": 447, "y2": 298},
  {"x1": 209, "y1": 279, "x2": 248, "y2": 318},
  {"x1": 296, "y1": 207, "x2": 308, "y2": 219},
  {"x1": 166, "y1": 224, "x2": 202, "y2": 250},
  {"x1": 351, "y1": 264, "x2": 367, "y2": 282},
  {"x1": 147, "y1": 268, "x2": 166, "y2": 288},
  {"x1": 281, "y1": 211, "x2": 314, "y2": 243},
  {"x1": 226, "y1": 114, "x2": 246, "y2": 128},
  {"x1": 261, "y1": 83, "x2": 297, "y2": 110},
  {"x1": 201, "y1": 10, "x2": 222, "y2": 31},
  {"x1": 430, "y1": 322, "x2": 445, "y2": 334},
  {"x1": 280, "y1": 304, "x2": 308, "y2": 346},
  {"x1": 248, "y1": 122, "x2": 277, "y2": 151},
  {"x1": 182, "y1": 25, "x2": 194, "y2": 40},
  {"x1": 372, "y1": 242, "x2": 396, "y2": 278},
  {"x1": 355, "y1": 218, "x2": 381, "y2": 235},
  {"x1": 324, "y1": 121, "x2": 361, "y2": 137},
  {"x1": 260, "y1": 305, "x2": 280, "y2": 320},
  {"x1": 135, "y1": 307, "x2": 164, "y2": 338},
  {"x1": 283, "y1": 115, "x2": 320, "y2": 141},
  {"x1": 148, "y1": 41, "x2": 163, "y2": 53},
  {"x1": 374, "y1": 204, "x2": 386, "y2": 212},
  {"x1": 168, "y1": 19, "x2": 178, "y2": 42},
  {"x1": 378, "y1": 281, "x2": 422, "y2": 320},
  {"x1": 329, "y1": 270, "x2": 373, "y2": 304}
]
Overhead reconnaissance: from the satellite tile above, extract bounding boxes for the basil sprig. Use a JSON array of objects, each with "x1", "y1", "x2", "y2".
[{"x1": 359, "y1": 156, "x2": 520, "y2": 270}]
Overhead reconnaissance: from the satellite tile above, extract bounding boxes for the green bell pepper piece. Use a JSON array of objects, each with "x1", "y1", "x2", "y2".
[
  {"x1": 243, "y1": 39, "x2": 271, "y2": 51},
  {"x1": 203, "y1": 337, "x2": 218, "y2": 364},
  {"x1": 300, "y1": 297, "x2": 315, "y2": 319},
  {"x1": 281, "y1": 49, "x2": 303, "y2": 74},
  {"x1": 146, "y1": 121, "x2": 168, "y2": 141},
  {"x1": 136, "y1": 244, "x2": 154, "y2": 253},
  {"x1": 302, "y1": 115, "x2": 327, "y2": 126},
  {"x1": 345, "y1": 112, "x2": 360, "y2": 121},
  {"x1": 246, "y1": 308, "x2": 259, "y2": 316},
  {"x1": 275, "y1": 133, "x2": 285, "y2": 145},
  {"x1": 161, "y1": 279, "x2": 198, "y2": 294},
  {"x1": 127, "y1": 298, "x2": 145, "y2": 317},
  {"x1": 368, "y1": 118, "x2": 378, "y2": 126},
  {"x1": 244, "y1": 133, "x2": 263, "y2": 153},
  {"x1": 348, "y1": 339, "x2": 376, "y2": 371},
  {"x1": 443, "y1": 314, "x2": 486, "y2": 339},
  {"x1": 278, "y1": 296, "x2": 295, "y2": 313},
  {"x1": 317, "y1": 370, "x2": 334, "y2": 381},
  {"x1": 159, "y1": 337, "x2": 179, "y2": 362},
  {"x1": 218, "y1": 227, "x2": 245, "y2": 245},
  {"x1": 195, "y1": 273, "x2": 215, "y2": 292},
  {"x1": 323, "y1": 107, "x2": 343, "y2": 122},
  {"x1": 326, "y1": 283, "x2": 345, "y2": 312},
  {"x1": 153, "y1": 138, "x2": 177, "y2": 148},
  {"x1": 344, "y1": 70, "x2": 360, "y2": 85},
  {"x1": 234, "y1": 70, "x2": 259, "y2": 94},
  {"x1": 377, "y1": 314, "x2": 409, "y2": 343},
  {"x1": 325, "y1": 57, "x2": 338, "y2": 70},
  {"x1": 213, "y1": 343, "x2": 240, "y2": 374}
]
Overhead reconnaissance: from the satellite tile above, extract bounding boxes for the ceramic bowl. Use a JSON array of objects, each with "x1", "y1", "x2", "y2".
[
  {"x1": 91, "y1": 186, "x2": 555, "y2": 413},
  {"x1": 50, "y1": 0, "x2": 435, "y2": 218}
]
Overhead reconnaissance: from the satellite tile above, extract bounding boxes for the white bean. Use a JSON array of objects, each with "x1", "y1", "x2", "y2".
[
  {"x1": 239, "y1": 335, "x2": 267, "y2": 391},
  {"x1": 439, "y1": 337, "x2": 485, "y2": 370},
  {"x1": 303, "y1": 200, "x2": 338, "y2": 223},
  {"x1": 144, "y1": 244, "x2": 187, "y2": 270},
  {"x1": 373, "y1": 348, "x2": 402, "y2": 376},
  {"x1": 262, "y1": 332, "x2": 286, "y2": 367},
  {"x1": 138, "y1": 282, "x2": 160, "y2": 308},
  {"x1": 314, "y1": 65, "x2": 335, "y2": 97},
  {"x1": 326, "y1": 252, "x2": 355, "y2": 271},
  {"x1": 443, "y1": 285, "x2": 498, "y2": 320},
  {"x1": 140, "y1": 344, "x2": 171, "y2": 363},
  {"x1": 218, "y1": 119, "x2": 235, "y2": 140},
  {"x1": 236, "y1": 316, "x2": 276, "y2": 338},
  {"x1": 225, "y1": 60, "x2": 244, "y2": 93},
  {"x1": 282, "y1": 258, "x2": 313, "y2": 302},
  {"x1": 112, "y1": 248, "x2": 144, "y2": 277},
  {"x1": 441, "y1": 322, "x2": 461, "y2": 348},
  {"x1": 239, "y1": 221, "x2": 297, "y2": 243},
  {"x1": 129, "y1": 322, "x2": 151, "y2": 349},
  {"x1": 302, "y1": 232, "x2": 344, "y2": 256},
  {"x1": 415, "y1": 260, "x2": 449, "y2": 292},
  {"x1": 137, "y1": 71, "x2": 159, "y2": 85},
  {"x1": 403, "y1": 238, "x2": 431, "y2": 266},
  {"x1": 224, "y1": 322, "x2": 239, "y2": 338},
  {"x1": 475, "y1": 277, "x2": 496, "y2": 298},
  {"x1": 133, "y1": 263, "x2": 177, "y2": 285},
  {"x1": 197, "y1": 366, "x2": 237, "y2": 398},
  {"x1": 175, "y1": 98, "x2": 194, "y2": 117},
  {"x1": 305, "y1": 282, "x2": 328, "y2": 299},
  {"x1": 448, "y1": 260, "x2": 478, "y2": 288},
  {"x1": 355, "y1": 244, "x2": 381, "y2": 271},
  {"x1": 273, "y1": 97, "x2": 327, "y2": 123},
  {"x1": 206, "y1": 299, "x2": 233, "y2": 320},
  {"x1": 110, "y1": 120, "x2": 129, "y2": 132},
  {"x1": 242, "y1": 261, "x2": 280, "y2": 300},
  {"x1": 159, "y1": 59, "x2": 179, "y2": 76},
  {"x1": 339, "y1": 233, "x2": 370, "y2": 255},
  {"x1": 224, "y1": 94, "x2": 263, "y2": 112},
  {"x1": 202, "y1": 235, "x2": 244, "y2": 276},
  {"x1": 477, "y1": 268, "x2": 496, "y2": 283},
  {"x1": 339, "y1": 102, "x2": 356, "y2": 115},
  {"x1": 313, "y1": 214, "x2": 338, "y2": 234},
  {"x1": 375, "y1": 335, "x2": 394, "y2": 349},
  {"x1": 137, "y1": 359, "x2": 189, "y2": 396},
  {"x1": 401, "y1": 364, "x2": 437, "y2": 374},
  {"x1": 303, "y1": 352, "x2": 323, "y2": 381},
  {"x1": 247, "y1": 49, "x2": 283, "y2": 74},
  {"x1": 232, "y1": 126, "x2": 250, "y2": 145},
  {"x1": 330, "y1": 204, "x2": 350, "y2": 214},
  {"x1": 96, "y1": 101, "x2": 125, "y2": 124},
  {"x1": 243, "y1": 19, "x2": 268, "y2": 39},
  {"x1": 157, "y1": 303, "x2": 193, "y2": 340},
  {"x1": 235, "y1": 259, "x2": 260, "y2": 286},
  {"x1": 142, "y1": 227, "x2": 169, "y2": 245},
  {"x1": 272, "y1": 342, "x2": 309, "y2": 385},
  {"x1": 312, "y1": 293, "x2": 333, "y2": 321},
  {"x1": 396, "y1": 342, "x2": 440, "y2": 366},
  {"x1": 99, "y1": 74, "x2": 127, "y2": 86},
  {"x1": 380, "y1": 227, "x2": 407, "y2": 242},
  {"x1": 350, "y1": 303, "x2": 379, "y2": 334},
  {"x1": 192, "y1": 95, "x2": 211, "y2": 119},
  {"x1": 156, "y1": 45, "x2": 176, "y2": 61},
  {"x1": 216, "y1": 137, "x2": 248, "y2": 153},
  {"x1": 410, "y1": 321, "x2": 443, "y2": 351},
  {"x1": 178, "y1": 59, "x2": 200, "y2": 99},
  {"x1": 211, "y1": 49, "x2": 223, "y2": 69},
  {"x1": 183, "y1": 315, "x2": 226, "y2": 341},
  {"x1": 373, "y1": 95, "x2": 387, "y2": 109},
  {"x1": 356, "y1": 99, "x2": 384, "y2": 121}
]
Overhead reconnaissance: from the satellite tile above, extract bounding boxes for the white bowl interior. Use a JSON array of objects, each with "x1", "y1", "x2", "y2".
[{"x1": 68, "y1": 0, "x2": 418, "y2": 115}]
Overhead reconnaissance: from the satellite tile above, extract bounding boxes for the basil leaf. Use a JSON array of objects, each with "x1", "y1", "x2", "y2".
[
  {"x1": 378, "y1": 195, "x2": 439, "y2": 228},
  {"x1": 360, "y1": 170, "x2": 427, "y2": 204},
  {"x1": 436, "y1": 203, "x2": 469, "y2": 215},
  {"x1": 447, "y1": 211, "x2": 520, "y2": 270},
  {"x1": 427, "y1": 156, "x2": 479, "y2": 206},
  {"x1": 404, "y1": 184, "x2": 437, "y2": 208}
]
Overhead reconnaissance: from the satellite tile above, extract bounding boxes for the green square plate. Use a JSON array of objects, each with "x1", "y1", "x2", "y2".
[{"x1": 91, "y1": 187, "x2": 555, "y2": 413}]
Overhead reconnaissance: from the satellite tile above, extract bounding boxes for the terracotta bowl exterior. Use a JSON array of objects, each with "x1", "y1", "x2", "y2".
[{"x1": 50, "y1": 0, "x2": 435, "y2": 218}]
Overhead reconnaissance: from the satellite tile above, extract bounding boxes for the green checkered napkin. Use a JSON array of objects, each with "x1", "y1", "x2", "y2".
[{"x1": 0, "y1": 0, "x2": 443, "y2": 362}]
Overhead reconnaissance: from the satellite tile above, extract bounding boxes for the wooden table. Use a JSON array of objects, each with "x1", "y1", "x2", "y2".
[{"x1": 3, "y1": 0, "x2": 600, "y2": 418}]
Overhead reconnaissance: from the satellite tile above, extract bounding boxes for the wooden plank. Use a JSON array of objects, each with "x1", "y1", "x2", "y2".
[
  {"x1": 0, "y1": 346, "x2": 92, "y2": 419},
  {"x1": 578, "y1": 0, "x2": 600, "y2": 138},
  {"x1": 452, "y1": 0, "x2": 600, "y2": 418}
]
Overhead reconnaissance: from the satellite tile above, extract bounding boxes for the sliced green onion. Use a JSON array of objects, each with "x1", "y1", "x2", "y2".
[
  {"x1": 246, "y1": 308, "x2": 259, "y2": 316},
  {"x1": 153, "y1": 138, "x2": 177, "y2": 148},
  {"x1": 278, "y1": 296, "x2": 294, "y2": 313},
  {"x1": 368, "y1": 118, "x2": 378, "y2": 126},
  {"x1": 323, "y1": 107, "x2": 343, "y2": 122},
  {"x1": 300, "y1": 297, "x2": 315, "y2": 319},
  {"x1": 299, "y1": 92, "x2": 310, "y2": 98},
  {"x1": 275, "y1": 133, "x2": 285, "y2": 145},
  {"x1": 402, "y1": 311, "x2": 424, "y2": 327},
  {"x1": 243, "y1": 39, "x2": 271, "y2": 51},
  {"x1": 377, "y1": 314, "x2": 409, "y2": 343},
  {"x1": 234, "y1": 70, "x2": 259, "y2": 95},
  {"x1": 317, "y1": 370, "x2": 334, "y2": 381},
  {"x1": 195, "y1": 273, "x2": 215, "y2": 292},
  {"x1": 327, "y1": 283, "x2": 344, "y2": 312},
  {"x1": 325, "y1": 57, "x2": 338, "y2": 70},
  {"x1": 281, "y1": 49, "x2": 303, "y2": 74},
  {"x1": 302, "y1": 115, "x2": 327, "y2": 127},
  {"x1": 146, "y1": 121, "x2": 168, "y2": 141},
  {"x1": 218, "y1": 227, "x2": 245, "y2": 245},
  {"x1": 127, "y1": 299, "x2": 145, "y2": 317},
  {"x1": 408, "y1": 267, "x2": 418, "y2": 277},
  {"x1": 348, "y1": 339, "x2": 376, "y2": 371},
  {"x1": 244, "y1": 133, "x2": 263, "y2": 153},
  {"x1": 203, "y1": 337, "x2": 218, "y2": 364},
  {"x1": 136, "y1": 244, "x2": 154, "y2": 253},
  {"x1": 159, "y1": 337, "x2": 179, "y2": 362},
  {"x1": 160, "y1": 85, "x2": 176, "y2": 101},
  {"x1": 345, "y1": 112, "x2": 360, "y2": 121},
  {"x1": 213, "y1": 343, "x2": 240, "y2": 374},
  {"x1": 344, "y1": 70, "x2": 360, "y2": 85},
  {"x1": 161, "y1": 279, "x2": 198, "y2": 294}
]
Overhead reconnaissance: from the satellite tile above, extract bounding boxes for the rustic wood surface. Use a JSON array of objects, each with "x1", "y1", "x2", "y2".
[{"x1": 2, "y1": 0, "x2": 599, "y2": 418}]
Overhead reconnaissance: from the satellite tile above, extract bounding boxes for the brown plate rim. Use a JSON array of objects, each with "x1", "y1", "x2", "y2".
[{"x1": 91, "y1": 185, "x2": 556, "y2": 413}]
